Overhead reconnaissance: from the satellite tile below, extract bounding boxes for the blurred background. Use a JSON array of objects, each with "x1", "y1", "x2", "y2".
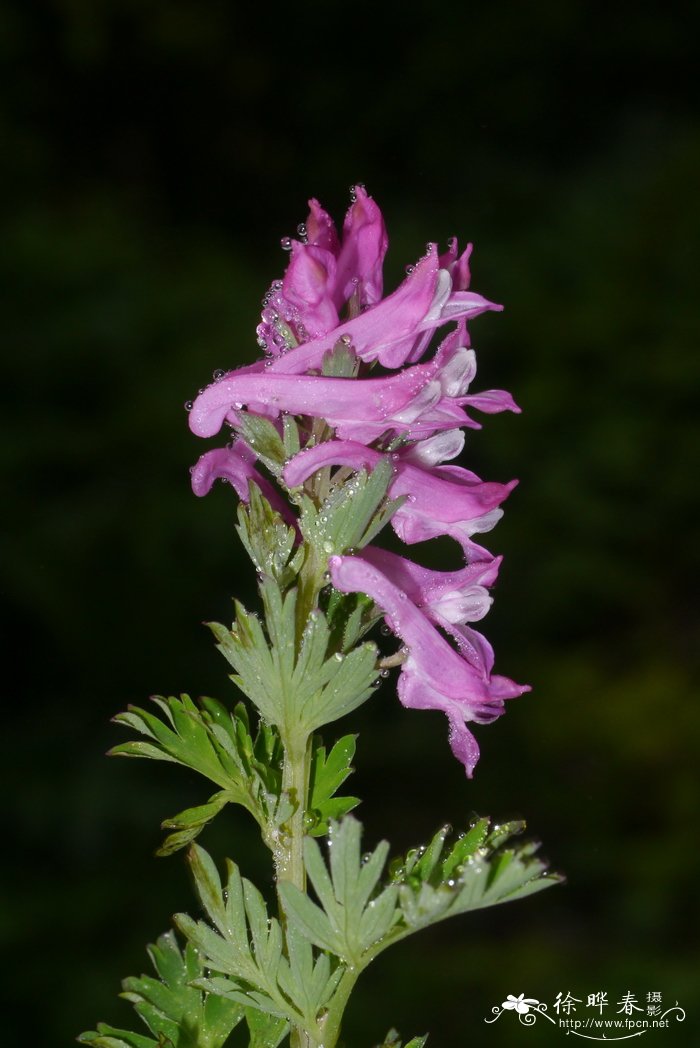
[{"x1": 2, "y1": 1, "x2": 699, "y2": 1044}]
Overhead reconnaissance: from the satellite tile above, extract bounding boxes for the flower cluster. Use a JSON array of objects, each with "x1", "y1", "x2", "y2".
[{"x1": 188, "y1": 185, "x2": 528, "y2": 776}]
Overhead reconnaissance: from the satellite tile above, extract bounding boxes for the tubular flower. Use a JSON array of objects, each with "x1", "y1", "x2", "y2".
[
  {"x1": 256, "y1": 185, "x2": 388, "y2": 353},
  {"x1": 189, "y1": 330, "x2": 519, "y2": 443},
  {"x1": 283, "y1": 439, "x2": 516, "y2": 558},
  {"x1": 187, "y1": 185, "x2": 527, "y2": 773},
  {"x1": 258, "y1": 244, "x2": 501, "y2": 374},
  {"x1": 190, "y1": 441, "x2": 296, "y2": 526},
  {"x1": 328, "y1": 554, "x2": 529, "y2": 777}
]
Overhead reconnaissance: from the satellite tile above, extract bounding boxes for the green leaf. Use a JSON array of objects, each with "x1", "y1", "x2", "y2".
[
  {"x1": 391, "y1": 818, "x2": 561, "y2": 940},
  {"x1": 235, "y1": 412, "x2": 286, "y2": 473},
  {"x1": 157, "y1": 791, "x2": 231, "y2": 857},
  {"x1": 244, "y1": 1008, "x2": 289, "y2": 1048},
  {"x1": 78, "y1": 1026, "x2": 163, "y2": 1048},
  {"x1": 110, "y1": 695, "x2": 285, "y2": 854},
  {"x1": 177, "y1": 846, "x2": 338, "y2": 1035},
  {"x1": 235, "y1": 484, "x2": 302, "y2": 588},
  {"x1": 321, "y1": 341, "x2": 360, "y2": 378},
  {"x1": 374, "y1": 1031, "x2": 428, "y2": 1048},
  {"x1": 281, "y1": 816, "x2": 399, "y2": 969},
  {"x1": 282, "y1": 414, "x2": 300, "y2": 457},
  {"x1": 78, "y1": 931, "x2": 244, "y2": 1048},
  {"x1": 297, "y1": 460, "x2": 397, "y2": 559},
  {"x1": 215, "y1": 581, "x2": 380, "y2": 737},
  {"x1": 307, "y1": 734, "x2": 360, "y2": 836}
]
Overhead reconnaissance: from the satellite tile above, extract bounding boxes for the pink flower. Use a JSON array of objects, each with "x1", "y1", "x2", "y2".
[
  {"x1": 186, "y1": 187, "x2": 529, "y2": 775},
  {"x1": 190, "y1": 441, "x2": 296, "y2": 526},
  {"x1": 256, "y1": 185, "x2": 388, "y2": 353},
  {"x1": 328, "y1": 554, "x2": 529, "y2": 776},
  {"x1": 189, "y1": 334, "x2": 518, "y2": 446},
  {"x1": 262, "y1": 244, "x2": 500, "y2": 374},
  {"x1": 282, "y1": 439, "x2": 517, "y2": 559}
]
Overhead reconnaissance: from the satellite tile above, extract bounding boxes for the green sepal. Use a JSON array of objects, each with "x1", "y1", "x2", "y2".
[
  {"x1": 307, "y1": 734, "x2": 360, "y2": 836},
  {"x1": 77, "y1": 930, "x2": 244, "y2": 1048}
]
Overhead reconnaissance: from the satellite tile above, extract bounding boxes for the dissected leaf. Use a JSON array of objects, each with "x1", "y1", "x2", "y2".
[
  {"x1": 78, "y1": 931, "x2": 244, "y2": 1048},
  {"x1": 391, "y1": 818, "x2": 561, "y2": 938},
  {"x1": 280, "y1": 816, "x2": 399, "y2": 968},
  {"x1": 307, "y1": 734, "x2": 360, "y2": 836},
  {"x1": 177, "y1": 846, "x2": 342, "y2": 1036},
  {"x1": 110, "y1": 695, "x2": 285, "y2": 854}
]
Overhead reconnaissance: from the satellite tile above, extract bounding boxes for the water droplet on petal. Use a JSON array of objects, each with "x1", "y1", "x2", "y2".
[
  {"x1": 213, "y1": 368, "x2": 226, "y2": 381},
  {"x1": 405, "y1": 264, "x2": 415, "y2": 275},
  {"x1": 184, "y1": 400, "x2": 193, "y2": 411},
  {"x1": 280, "y1": 236, "x2": 293, "y2": 251}
]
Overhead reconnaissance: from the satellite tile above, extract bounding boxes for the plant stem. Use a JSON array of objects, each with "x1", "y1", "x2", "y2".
[
  {"x1": 321, "y1": 968, "x2": 360, "y2": 1048},
  {"x1": 277, "y1": 730, "x2": 314, "y2": 1048}
]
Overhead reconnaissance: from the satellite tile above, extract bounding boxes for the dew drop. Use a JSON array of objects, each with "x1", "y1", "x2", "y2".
[
  {"x1": 380, "y1": 668, "x2": 390, "y2": 678},
  {"x1": 280, "y1": 236, "x2": 293, "y2": 251},
  {"x1": 212, "y1": 368, "x2": 226, "y2": 381},
  {"x1": 340, "y1": 333, "x2": 352, "y2": 345},
  {"x1": 296, "y1": 222, "x2": 307, "y2": 238},
  {"x1": 184, "y1": 399, "x2": 193, "y2": 412},
  {"x1": 405, "y1": 263, "x2": 415, "y2": 275}
]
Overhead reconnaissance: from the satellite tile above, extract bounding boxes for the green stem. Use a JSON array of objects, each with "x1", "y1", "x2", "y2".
[
  {"x1": 321, "y1": 968, "x2": 361, "y2": 1048},
  {"x1": 276, "y1": 730, "x2": 315, "y2": 1048},
  {"x1": 276, "y1": 732, "x2": 311, "y2": 887}
]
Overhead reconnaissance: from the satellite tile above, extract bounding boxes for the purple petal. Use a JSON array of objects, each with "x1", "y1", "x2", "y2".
[
  {"x1": 282, "y1": 242, "x2": 340, "y2": 337},
  {"x1": 306, "y1": 198, "x2": 340, "y2": 253},
  {"x1": 335, "y1": 184, "x2": 388, "y2": 308},
  {"x1": 190, "y1": 349, "x2": 481, "y2": 442},
  {"x1": 190, "y1": 442, "x2": 296, "y2": 526},
  {"x1": 397, "y1": 671, "x2": 481, "y2": 777},
  {"x1": 329, "y1": 553, "x2": 526, "y2": 776}
]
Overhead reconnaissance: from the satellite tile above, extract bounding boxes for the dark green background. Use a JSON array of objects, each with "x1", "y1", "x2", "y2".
[{"x1": 2, "y1": 2, "x2": 698, "y2": 1045}]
